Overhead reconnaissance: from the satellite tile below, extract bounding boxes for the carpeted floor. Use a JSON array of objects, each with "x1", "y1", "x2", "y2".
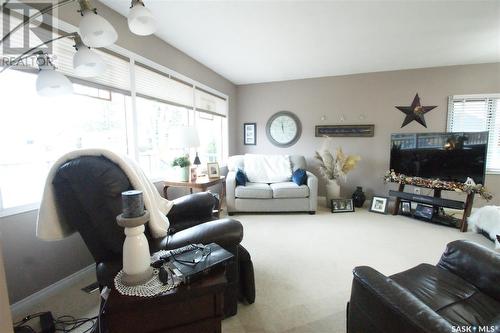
[{"x1": 14, "y1": 203, "x2": 494, "y2": 333}]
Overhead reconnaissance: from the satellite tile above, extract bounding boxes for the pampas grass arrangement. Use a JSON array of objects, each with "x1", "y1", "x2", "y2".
[{"x1": 315, "y1": 140, "x2": 361, "y2": 182}]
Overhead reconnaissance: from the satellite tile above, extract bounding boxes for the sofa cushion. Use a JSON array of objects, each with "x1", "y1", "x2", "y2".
[
  {"x1": 228, "y1": 155, "x2": 244, "y2": 172},
  {"x1": 290, "y1": 155, "x2": 307, "y2": 171},
  {"x1": 292, "y1": 168, "x2": 307, "y2": 185},
  {"x1": 391, "y1": 263, "x2": 500, "y2": 327},
  {"x1": 270, "y1": 182, "x2": 309, "y2": 198},
  {"x1": 235, "y1": 183, "x2": 273, "y2": 199},
  {"x1": 244, "y1": 154, "x2": 292, "y2": 183},
  {"x1": 236, "y1": 169, "x2": 248, "y2": 186}
]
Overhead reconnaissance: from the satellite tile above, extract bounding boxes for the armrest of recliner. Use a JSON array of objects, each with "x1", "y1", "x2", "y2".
[
  {"x1": 306, "y1": 171, "x2": 318, "y2": 212},
  {"x1": 226, "y1": 171, "x2": 237, "y2": 213},
  {"x1": 96, "y1": 260, "x2": 122, "y2": 289},
  {"x1": 152, "y1": 218, "x2": 243, "y2": 251},
  {"x1": 349, "y1": 266, "x2": 452, "y2": 333},
  {"x1": 166, "y1": 192, "x2": 216, "y2": 230},
  {"x1": 437, "y1": 240, "x2": 500, "y2": 302}
]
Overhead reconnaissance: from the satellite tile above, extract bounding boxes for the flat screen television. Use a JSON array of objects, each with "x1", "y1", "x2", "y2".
[{"x1": 390, "y1": 132, "x2": 488, "y2": 185}]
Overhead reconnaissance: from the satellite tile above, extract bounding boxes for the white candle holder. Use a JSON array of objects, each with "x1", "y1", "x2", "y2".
[{"x1": 116, "y1": 200, "x2": 153, "y2": 286}]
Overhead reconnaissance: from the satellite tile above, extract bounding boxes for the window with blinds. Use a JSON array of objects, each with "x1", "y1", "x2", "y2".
[
  {"x1": 134, "y1": 62, "x2": 194, "y2": 108},
  {"x1": 195, "y1": 87, "x2": 228, "y2": 117},
  {"x1": 0, "y1": 11, "x2": 230, "y2": 214},
  {"x1": 447, "y1": 95, "x2": 500, "y2": 173}
]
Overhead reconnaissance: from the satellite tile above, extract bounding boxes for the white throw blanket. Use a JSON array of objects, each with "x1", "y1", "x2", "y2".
[
  {"x1": 468, "y1": 205, "x2": 500, "y2": 250},
  {"x1": 36, "y1": 149, "x2": 173, "y2": 241},
  {"x1": 243, "y1": 154, "x2": 292, "y2": 183}
]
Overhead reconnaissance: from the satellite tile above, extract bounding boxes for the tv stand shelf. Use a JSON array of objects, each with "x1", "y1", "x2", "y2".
[
  {"x1": 389, "y1": 184, "x2": 474, "y2": 232},
  {"x1": 400, "y1": 208, "x2": 461, "y2": 228}
]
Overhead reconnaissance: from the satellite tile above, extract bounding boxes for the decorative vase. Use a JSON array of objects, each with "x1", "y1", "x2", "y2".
[
  {"x1": 326, "y1": 179, "x2": 341, "y2": 208},
  {"x1": 352, "y1": 186, "x2": 366, "y2": 208},
  {"x1": 175, "y1": 166, "x2": 189, "y2": 181}
]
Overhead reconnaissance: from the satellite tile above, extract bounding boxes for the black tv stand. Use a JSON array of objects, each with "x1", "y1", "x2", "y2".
[{"x1": 389, "y1": 183, "x2": 475, "y2": 232}]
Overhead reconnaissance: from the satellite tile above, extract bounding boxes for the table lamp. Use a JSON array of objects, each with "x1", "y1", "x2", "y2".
[{"x1": 169, "y1": 127, "x2": 200, "y2": 165}]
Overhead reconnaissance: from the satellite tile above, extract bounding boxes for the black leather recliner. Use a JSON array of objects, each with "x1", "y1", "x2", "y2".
[
  {"x1": 51, "y1": 155, "x2": 255, "y2": 317},
  {"x1": 347, "y1": 240, "x2": 500, "y2": 333}
]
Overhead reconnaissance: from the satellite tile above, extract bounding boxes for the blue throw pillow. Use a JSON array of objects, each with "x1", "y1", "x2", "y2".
[
  {"x1": 292, "y1": 169, "x2": 307, "y2": 186},
  {"x1": 236, "y1": 169, "x2": 248, "y2": 186}
]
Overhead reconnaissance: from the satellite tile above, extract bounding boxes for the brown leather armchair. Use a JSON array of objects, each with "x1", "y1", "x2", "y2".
[
  {"x1": 52, "y1": 155, "x2": 255, "y2": 317},
  {"x1": 347, "y1": 240, "x2": 500, "y2": 333}
]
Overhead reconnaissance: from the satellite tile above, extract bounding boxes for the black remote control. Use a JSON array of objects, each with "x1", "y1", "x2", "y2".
[{"x1": 159, "y1": 266, "x2": 169, "y2": 285}]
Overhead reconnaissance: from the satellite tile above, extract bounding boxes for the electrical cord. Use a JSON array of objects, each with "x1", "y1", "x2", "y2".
[
  {"x1": 14, "y1": 311, "x2": 99, "y2": 333},
  {"x1": 97, "y1": 297, "x2": 108, "y2": 333},
  {"x1": 54, "y1": 315, "x2": 97, "y2": 333}
]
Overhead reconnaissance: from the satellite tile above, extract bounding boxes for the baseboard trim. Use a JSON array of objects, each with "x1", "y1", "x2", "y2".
[{"x1": 10, "y1": 264, "x2": 95, "y2": 318}]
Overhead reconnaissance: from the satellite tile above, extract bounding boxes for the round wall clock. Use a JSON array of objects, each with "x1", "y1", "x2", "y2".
[{"x1": 266, "y1": 111, "x2": 302, "y2": 147}]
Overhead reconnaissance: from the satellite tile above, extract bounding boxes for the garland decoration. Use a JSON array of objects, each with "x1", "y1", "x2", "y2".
[{"x1": 384, "y1": 170, "x2": 493, "y2": 201}]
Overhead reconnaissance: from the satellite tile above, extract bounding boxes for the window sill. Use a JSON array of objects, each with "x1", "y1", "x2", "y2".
[{"x1": 0, "y1": 203, "x2": 39, "y2": 218}]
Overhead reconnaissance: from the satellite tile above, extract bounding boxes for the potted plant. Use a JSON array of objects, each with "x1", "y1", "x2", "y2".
[
  {"x1": 171, "y1": 156, "x2": 191, "y2": 181},
  {"x1": 315, "y1": 143, "x2": 360, "y2": 208}
]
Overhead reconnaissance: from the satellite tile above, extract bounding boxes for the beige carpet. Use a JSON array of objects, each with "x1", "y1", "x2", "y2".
[{"x1": 14, "y1": 203, "x2": 495, "y2": 333}]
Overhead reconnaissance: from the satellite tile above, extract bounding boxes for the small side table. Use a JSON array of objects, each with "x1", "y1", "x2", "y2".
[
  {"x1": 105, "y1": 268, "x2": 227, "y2": 333},
  {"x1": 163, "y1": 176, "x2": 226, "y2": 217}
]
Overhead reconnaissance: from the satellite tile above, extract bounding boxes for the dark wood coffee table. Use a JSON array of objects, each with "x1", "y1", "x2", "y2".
[{"x1": 104, "y1": 268, "x2": 227, "y2": 333}]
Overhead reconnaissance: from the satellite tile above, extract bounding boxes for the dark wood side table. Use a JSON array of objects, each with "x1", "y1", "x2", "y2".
[
  {"x1": 163, "y1": 176, "x2": 226, "y2": 217},
  {"x1": 105, "y1": 268, "x2": 227, "y2": 333}
]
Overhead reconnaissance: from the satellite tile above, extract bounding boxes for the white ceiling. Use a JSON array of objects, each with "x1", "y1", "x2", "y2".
[{"x1": 101, "y1": 0, "x2": 500, "y2": 85}]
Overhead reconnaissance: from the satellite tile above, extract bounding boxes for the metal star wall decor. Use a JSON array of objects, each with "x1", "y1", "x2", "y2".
[{"x1": 396, "y1": 93, "x2": 436, "y2": 128}]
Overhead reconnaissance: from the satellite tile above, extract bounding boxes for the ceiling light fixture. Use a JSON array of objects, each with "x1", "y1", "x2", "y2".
[
  {"x1": 128, "y1": 0, "x2": 156, "y2": 36},
  {"x1": 36, "y1": 53, "x2": 73, "y2": 97},
  {"x1": 73, "y1": 34, "x2": 107, "y2": 77},
  {"x1": 78, "y1": 0, "x2": 118, "y2": 47}
]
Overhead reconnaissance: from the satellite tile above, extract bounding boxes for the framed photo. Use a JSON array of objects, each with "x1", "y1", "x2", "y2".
[
  {"x1": 190, "y1": 167, "x2": 198, "y2": 182},
  {"x1": 331, "y1": 198, "x2": 355, "y2": 213},
  {"x1": 400, "y1": 200, "x2": 411, "y2": 215},
  {"x1": 244, "y1": 123, "x2": 256, "y2": 145},
  {"x1": 369, "y1": 196, "x2": 389, "y2": 214},
  {"x1": 207, "y1": 162, "x2": 220, "y2": 178}
]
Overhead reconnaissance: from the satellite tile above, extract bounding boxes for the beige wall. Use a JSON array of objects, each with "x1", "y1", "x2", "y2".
[
  {"x1": 1, "y1": 1, "x2": 237, "y2": 304},
  {"x1": 236, "y1": 63, "x2": 500, "y2": 206}
]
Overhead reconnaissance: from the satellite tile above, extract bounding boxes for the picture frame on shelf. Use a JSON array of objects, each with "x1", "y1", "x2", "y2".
[
  {"x1": 369, "y1": 196, "x2": 389, "y2": 214},
  {"x1": 207, "y1": 162, "x2": 220, "y2": 178},
  {"x1": 244, "y1": 122, "x2": 256, "y2": 145},
  {"x1": 400, "y1": 200, "x2": 411, "y2": 215},
  {"x1": 331, "y1": 198, "x2": 355, "y2": 213}
]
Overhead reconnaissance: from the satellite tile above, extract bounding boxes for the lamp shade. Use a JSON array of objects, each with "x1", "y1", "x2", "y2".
[
  {"x1": 128, "y1": 3, "x2": 156, "y2": 36},
  {"x1": 79, "y1": 10, "x2": 118, "y2": 48},
  {"x1": 73, "y1": 47, "x2": 107, "y2": 77},
  {"x1": 169, "y1": 127, "x2": 200, "y2": 149},
  {"x1": 36, "y1": 68, "x2": 73, "y2": 97}
]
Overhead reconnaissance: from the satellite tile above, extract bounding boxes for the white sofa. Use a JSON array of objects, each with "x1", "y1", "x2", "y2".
[{"x1": 226, "y1": 154, "x2": 318, "y2": 214}]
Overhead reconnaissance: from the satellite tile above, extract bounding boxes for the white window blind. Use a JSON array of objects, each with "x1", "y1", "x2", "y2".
[
  {"x1": 195, "y1": 87, "x2": 228, "y2": 117},
  {"x1": 53, "y1": 38, "x2": 131, "y2": 94},
  {"x1": 134, "y1": 62, "x2": 194, "y2": 108},
  {"x1": 448, "y1": 95, "x2": 500, "y2": 173}
]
